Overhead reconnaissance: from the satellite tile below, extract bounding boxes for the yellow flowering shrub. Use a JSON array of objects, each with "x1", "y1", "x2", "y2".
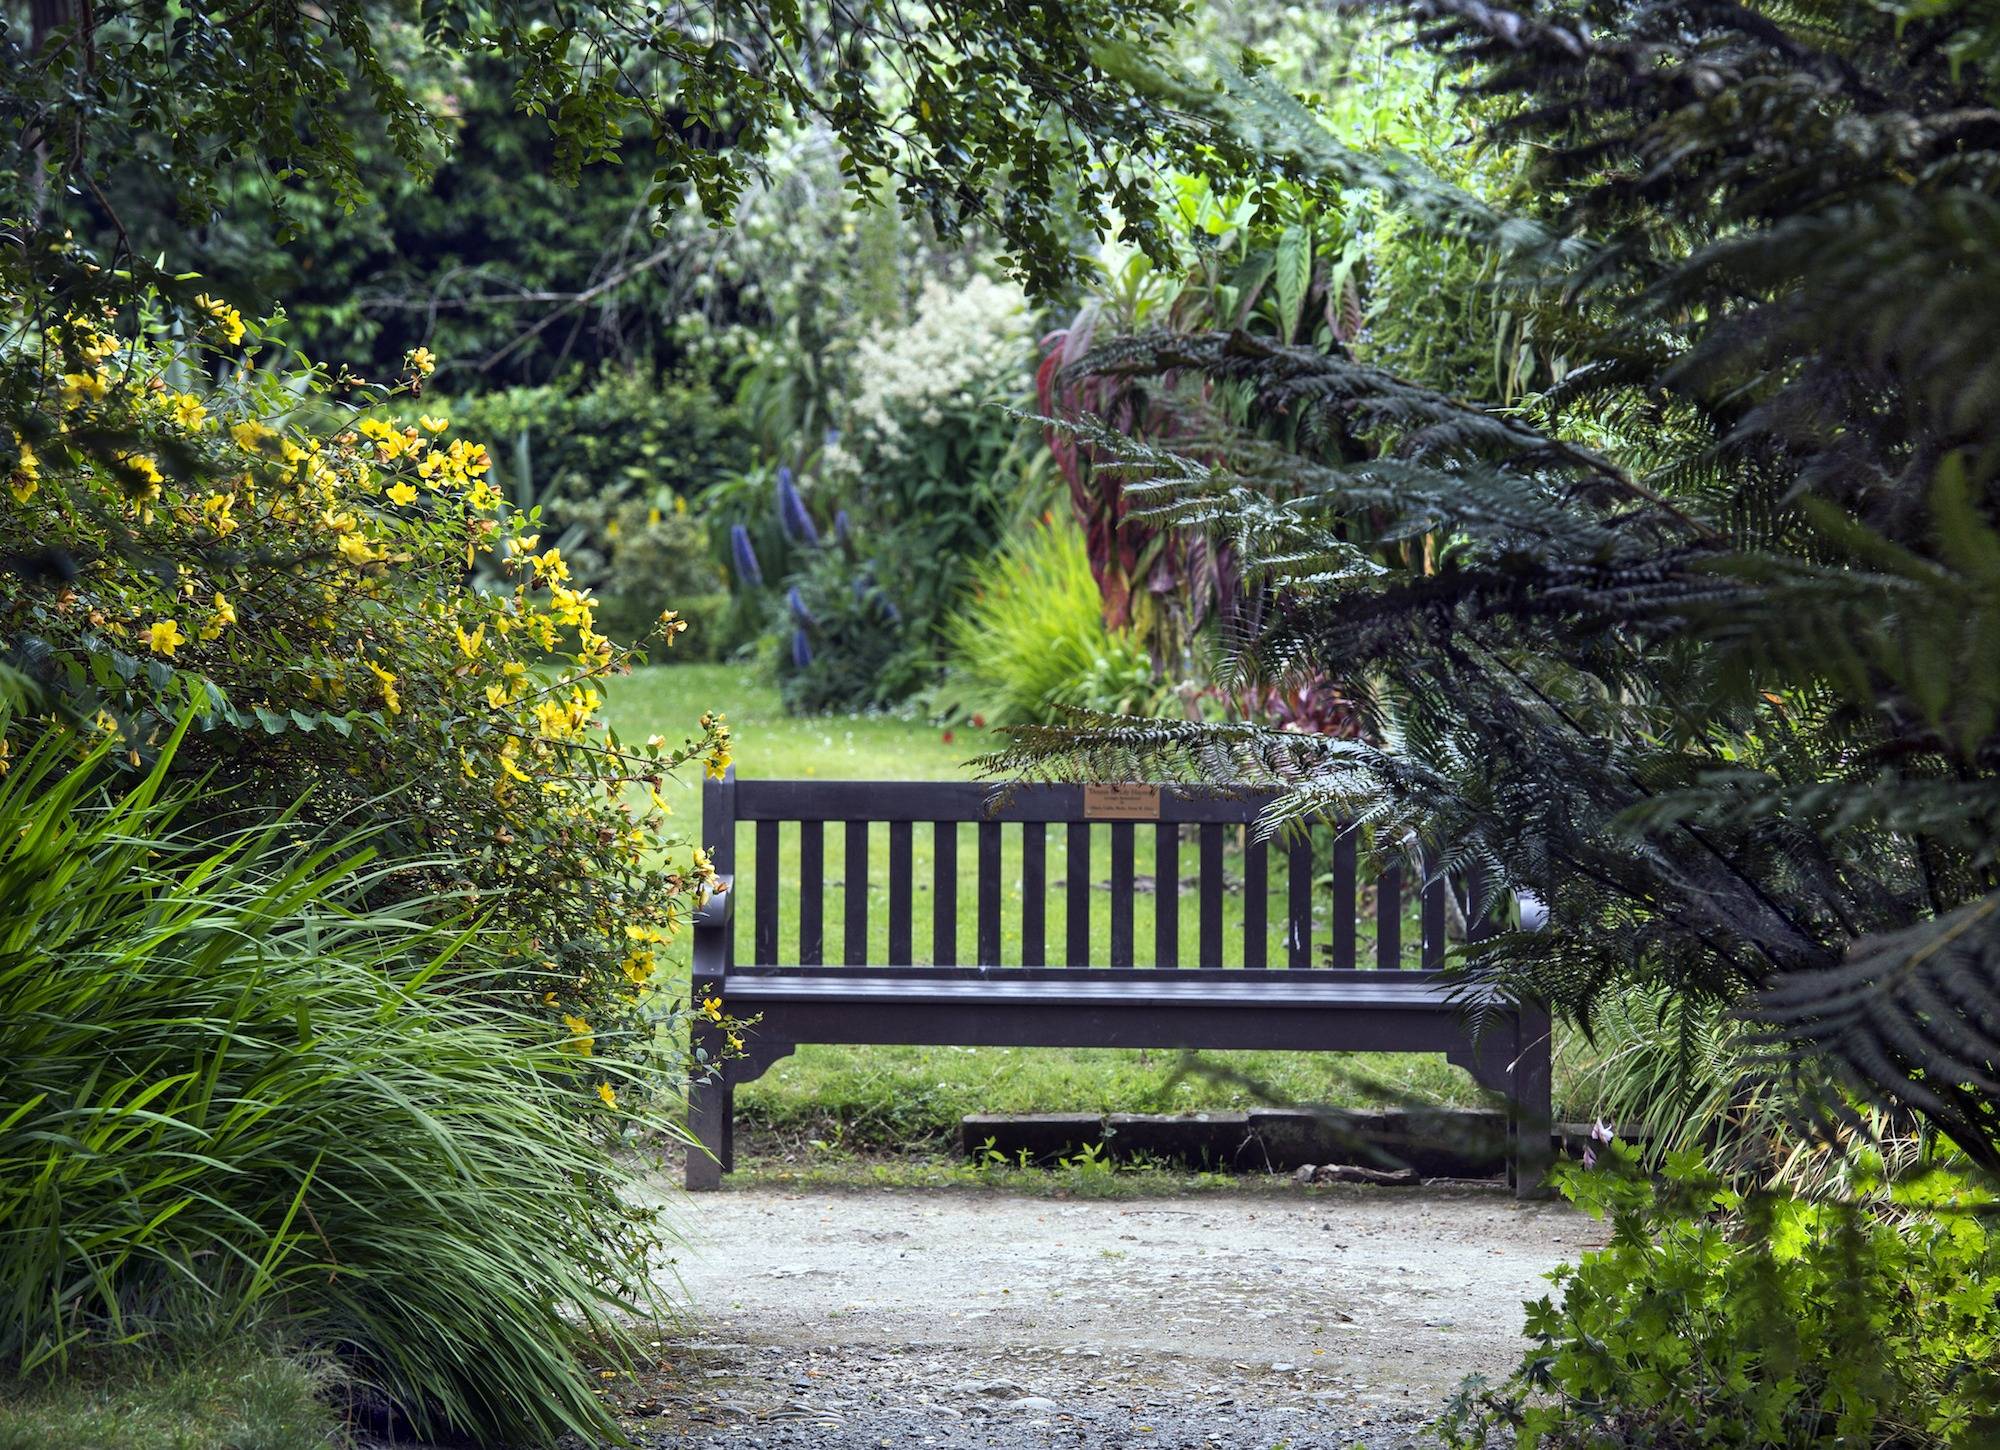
[{"x1": 0, "y1": 281, "x2": 732, "y2": 1071}]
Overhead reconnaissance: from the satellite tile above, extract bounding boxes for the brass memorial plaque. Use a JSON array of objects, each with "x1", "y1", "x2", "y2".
[{"x1": 1083, "y1": 783, "x2": 1162, "y2": 820}]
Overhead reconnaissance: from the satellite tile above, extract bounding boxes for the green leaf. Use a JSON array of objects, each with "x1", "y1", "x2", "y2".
[{"x1": 1275, "y1": 224, "x2": 1311, "y2": 343}]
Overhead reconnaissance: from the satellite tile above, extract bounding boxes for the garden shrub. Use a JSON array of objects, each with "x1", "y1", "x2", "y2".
[
  {"x1": 770, "y1": 481, "x2": 921, "y2": 714},
  {"x1": 1439, "y1": 1147, "x2": 2000, "y2": 1450},
  {"x1": 598, "y1": 495, "x2": 734, "y2": 657},
  {"x1": 0, "y1": 283, "x2": 729, "y2": 1038},
  {"x1": 938, "y1": 518, "x2": 1161, "y2": 726},
  {"x1": 820, "y1": 270, "x2": 1040, "y2": 643},
  {"x1": 439, "y1": 366, "x2": 753, "y2": 592},
  {"x1": 0, "y1": 726, "x2": 676, "y2": 1444}
]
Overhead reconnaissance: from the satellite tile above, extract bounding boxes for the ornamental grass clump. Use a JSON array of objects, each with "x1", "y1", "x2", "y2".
[
  {"x1": 0, "y1": 723, "x2": 673, "y2": 1444},
  {"x1": 939, "y1": 518, "x2": 1158, "y2": 726}
]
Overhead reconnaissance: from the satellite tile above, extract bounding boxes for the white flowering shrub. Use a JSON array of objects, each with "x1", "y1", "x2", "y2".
[
  {"x1": 817, "y1": 271, "x2": 1039, "y2": 652},
  {"x1": 826, "y1": 272, "x2": 1034, "y2": 474}
]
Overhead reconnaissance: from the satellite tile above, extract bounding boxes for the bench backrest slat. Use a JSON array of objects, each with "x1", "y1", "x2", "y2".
[
  {"x1": 1287, "y1": 838, "x2": 1313, "y2": 968},
  {"x1": 888, "y1": 821, "x2": 914, "y2": 965},
  {"x1": 1065, "y1": 824, "x2": 1091, "y2": 966},
  {"x1": 844, "y1": 820, "x2": 869, "y2": 963},
  {"x1": 1331, "y1": 830, "x2": 1358, "y2": 970},
  {"x1": 1021, "y1": 823, "x2": 1047, "y2": 966},
  {"x1": 701, "y1": 773, "x2": 1485, "y2": 974},
  {"x1": 977, "y1": 821, "x2": 1004, "y2": 966},
  {"x1": 755, "y1": 819, "x2": 781, "y2": 965},
  {"x1": 1108, "y1": 822, "x2": 1136, "y2": 968},
  {"x1": 1244, "y1": 835, "x2": 1268, "y2": 969},
  {"x1": 1376, "y1": 858, "x2": 1403, "y2": 970},
  {"x1": 1422, "y1": 869, "x2": 1448, "y2": 970},
  {"x1": 932, "y1": 822, "x2": 958, "y2": 965},
  {"x1": 1197, "y1": 823, "x2": 1225, "y2": 966},
  {"x1": 800, "y1": 821, "x2": 825, "y2": 965},
  {"x1": 704, "y1": 769, "x2": 738, "y2": 974}
]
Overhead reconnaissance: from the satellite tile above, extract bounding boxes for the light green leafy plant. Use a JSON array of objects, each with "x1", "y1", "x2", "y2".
[
  {"x1": 1440, "y1": 1147, "x2": 2000, "y2": 1449},
  {"x1": 939, "y1": 519, "x2": 1161, "y2": 726}
]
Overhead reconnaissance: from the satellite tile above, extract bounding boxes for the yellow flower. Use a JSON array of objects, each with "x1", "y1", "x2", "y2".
[
  {"x1": 659, "y1": 609, "x2": 688, "y2": 646},
  {"x1": 366, "y1": 661, "x2": 401, "y2": 714},
  {"x1": 197, "y1": 592, "x2": 236, "y2": 642},
  {"x1": 336, "y1": 533, "x2": 377, "y2": 566},
  {"x1": 231, "y1": 419, "x2": 275, "y2": 452},
  {"x1": 385, "y1": 480, "x2": 419, "y2": 507},
  {"x1": 201, "y1": 491, "x2": 238, "y2": 536},
  {"x1": 62, "y1": 371, "x2": 109, "y2": 404},
  {"x1": 484, "y1": 682, "x2": 510, "y2": 710},
  {"x1": 498, "y1": 737, "x2": 532, "y2": 783},
  {"x1": 454, "y1": 622, "x2": 485, "y2": 658},
  {"x1": 706, "y1": 745, "x2": 733, "y2": 781},
  {"x1": 116, "y1": 453, "x2": 164, "y2": 504},
  {"x1": 195, "y1": 293, "x2": 246, "y2": 345},
  {"x1": 146, "y1": 619, "x2": 185, "y2": 657},
  {"x1": 169, "y1": 393, "x2": 208, "y2": 430},
  {"x1": 621, "y1": 949, "x2": 655, "y2": 985},
  {"x1": 419, "y1": 414, "x2": 450, "y2": 434},
  {"x1": 562, "y1": 1013, "x2": 594, "y2": 1057},
  {"x1": 701, "y1": 995, "x2": 724, "y2": 1022},
  {"x1": 596, "y1": 1082, "x2": 619, "y2": 1110},
  {"x1": 8, "y1": 436, "x2": 38, "y2": 504},
  {"x1": 549, "y1": 585, "x2": 593, "y2": 629},
  {"x1": 406, "y1": 346, "x2": 437, "y2": 377}
]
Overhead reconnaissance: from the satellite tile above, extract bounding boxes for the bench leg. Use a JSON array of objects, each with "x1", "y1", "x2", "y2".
[
  {"x1": 686, "y1": 1066, "x2": 726, "y2": 1191},
  {"x1": 720, "y1": 1080, "x2": 735, "y2": 1173},
  {"x1": 1511, "y1": 1000, "x2": 1554, "y2": 1200}
]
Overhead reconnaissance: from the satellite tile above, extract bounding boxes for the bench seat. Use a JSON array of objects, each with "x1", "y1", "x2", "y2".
[{"x1": 725, "y1": 965, "x2": 1495, "y2": 1009}]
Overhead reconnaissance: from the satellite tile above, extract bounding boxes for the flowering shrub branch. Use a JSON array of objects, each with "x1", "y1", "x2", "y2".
[{"x1": 1, "y1": 263, "x2": 730, "y2": 1079}]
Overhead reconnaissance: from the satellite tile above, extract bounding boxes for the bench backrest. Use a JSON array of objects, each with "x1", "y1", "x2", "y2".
[{"x1": 703, "y1": 771, "x2": 1486, "y2": 974}]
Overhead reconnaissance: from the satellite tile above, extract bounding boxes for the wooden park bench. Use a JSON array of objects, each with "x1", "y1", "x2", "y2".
[{"x1": 687, "y1": 770, "x2": 1552, "y2": 1196}]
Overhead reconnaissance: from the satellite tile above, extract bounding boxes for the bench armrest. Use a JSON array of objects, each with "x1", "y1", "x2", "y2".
[{"x1": 694, "y1": 874, "x2": 734, "y2": 929}]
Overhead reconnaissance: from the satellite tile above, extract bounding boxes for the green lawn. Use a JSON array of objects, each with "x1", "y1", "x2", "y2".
[
  {"x1": 603, "y1": 662, "x2": 1588, "y2": 1155},
  {"x1": 0, "y1": 1345, "x2": 339, "y2": 1450}
]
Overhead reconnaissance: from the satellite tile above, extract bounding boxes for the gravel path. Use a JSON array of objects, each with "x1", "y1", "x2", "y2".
[{"x1": 623, "y1": 1183, "x2": 1603, "y2": 1448}]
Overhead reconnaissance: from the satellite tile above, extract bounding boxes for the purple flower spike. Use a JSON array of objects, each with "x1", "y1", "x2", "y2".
[
  {"x1": 787, "y1": 585, "x2": 816, "y2": 627},
  {"x1": 790, "y1": 627, "x2": 814, "y2": 669},
  {"x1": 730, "y1": 524, "x2": 763, "y2": 589},
  {"x1": 776, "y1": 466, "x2": 819, "y2": 546},
  {"x1": 834, "y1": 509, "x2": 852, "y2": 546}
]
